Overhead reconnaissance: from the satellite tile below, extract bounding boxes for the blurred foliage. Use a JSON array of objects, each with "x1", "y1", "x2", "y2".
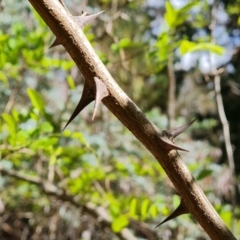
[{"x1": 0, "y1": 0, "x2": 240, "y2": 239}]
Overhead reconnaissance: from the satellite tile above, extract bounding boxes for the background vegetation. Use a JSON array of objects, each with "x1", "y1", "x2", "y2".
[{"x1": 0, "y1": 0, "x2": 240, "y2": 239}]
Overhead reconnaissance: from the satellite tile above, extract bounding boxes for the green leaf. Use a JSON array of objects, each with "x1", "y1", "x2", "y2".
[
  {"x1": 180, "y1": 40, "x2": 225, "y2": 55},
  {"x1": 41, "y1": 57, "x2": 61, "y2": 68},
  {"x1": 72, "y1": 132, "x2": 87, "y2": 145},
  {"x1": 141, "y1": 199, "x2": 150, "y2": 218},
  {"x1": 15, "y1": 130, "x2": 30, "y2": 146},
  {"x1": 200, "y1": 43, "x2": 225, "y2": 55},
  {"x1": 179, "y1": 40, "x2": 197, "y2": 55},
  {"x1": 27, "y1": 88, "x2": 45, "y2": 111},
  {"x1": 61, "y1": 60, "x2": 75, "y2": 71},
  {"x1": 0, "y1": 34, "x2": 9, "y2": 42},
  {"x1": 173, "y1": 195, "x2": 180, "y2": 209},
  {"x1": 0, "y1": 71, "x2": 8, "y2": 83},
  {"x1": 119, "y1": 38, "x2": 131, "y2": 48},
  {"x1": 49, "y1": 154, "x2": 57, "y2": 165},
  {"x1": 111, "y1": 38, "x2": 143, "y2": 52},
  {"x1": 66, "y1": 75, "x2": 75, "y2": 90},
  {"x1": 130, "y1": 198, "x2": 137, "y2": 216},
  {"x1": 31, "y1": 137, "x2": 58, "y2": 150},
  {"x1": 118, "y1": 38, "x2": 142, "y2": 49},
  {"x1": 196, "y1": 169, "x2": 212, "y2": 180},
  {"x1": 111, "y1": 215, "x2": 129, "y2": 233},
  {"x1": 110, "y1": 43, "x2": 119, "y2": 52},
  {"x1": 40, "y1": 122, "x2": 53, "y2": 133},
  {"x1": 220, "y1": 207, "x2": 232, "y2": 228},
  {"x1": 156, "y1": 33, "x2": 170, "y2": 61},
  {"x1": 164, "y1": 1, "x2": 177, "y2": 27},
  {"x1": 149, "y1": 204, "x2": 158, "y2": 218},
  {"x1": 2, "y1": 113, "x2": 17, "y2": 133},
  {"x1": 11, "y1": 109, "x2": 19, "y2": 122}
]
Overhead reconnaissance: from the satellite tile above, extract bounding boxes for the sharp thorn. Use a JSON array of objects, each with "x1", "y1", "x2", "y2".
[
  {"x1": 74, "y1": 10, "x2": 104, "y2": 29},
  {"x1": 63, "y1": 83, "x2": 94, "y2": 130},
  {"x1": 92, "y1": 77, "x2": 109, "y2": 120},
  {"x1": 159, "y1": 137, "x2": 189, "y2": 152},
  {"x1": 167, "y1": 119, "x2": 196, "y2": 139},
  {"x1": 50, "y1": 11, "x2": 104, "y2": 48},
  {"x1": 49, "y1": 38, "x2": 60, "y2": 49},
  {"x1": 155, "y1": 200, "x2": 188, "y2": 228}
]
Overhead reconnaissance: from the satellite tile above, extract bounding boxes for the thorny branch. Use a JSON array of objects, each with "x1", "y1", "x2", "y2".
[{"x1": 28, "y1": 0, "x2": 237, "y2": 239}]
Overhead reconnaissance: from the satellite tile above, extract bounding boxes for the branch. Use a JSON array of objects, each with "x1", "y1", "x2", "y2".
[
  {"x1": 209, "y1": 0, "x2": 236, "y2": 223},
  {"x1": 167, "y1": 51, "x2": 176, "y2": 129},
  {"x1": 0, "y1": 167, "x2": 138, "y2": 240},
  {"x1": 28, "y1": 0, "x2": 237, "y2": 239}
]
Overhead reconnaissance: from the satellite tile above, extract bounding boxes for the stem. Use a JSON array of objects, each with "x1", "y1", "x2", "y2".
[
  {"x1": 210, "y1": 0, "x2": 236, "y2": 222},
  {"x1": 167, "y1": 52, "x2": 176, "y2": 129}
]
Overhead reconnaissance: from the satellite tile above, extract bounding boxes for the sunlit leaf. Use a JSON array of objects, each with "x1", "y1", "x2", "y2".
[
  {"x1": 111, "y1": 43, "x2": 119, "y2": 52},
  {"x1": 11, "y1": 109, "x2": 19, "y2": 122},
  {"x1": 179, "y1": 40, "x2": 197, "y2": 55},
  {"x1": 40, "y1": 122, "x2": 53, "y2": 133},
  {"x1": 173, "y1": 195, "x2": 180, "y2": 209},
  {"x1": 141, "y1": 199, "x2": 150, "y2": 218},
  {"x1": 165, "y1": 1, "x2": 177, "y2": 27},
  {"x1": 0, "y1": 34, "x2": 9, "y2": 42},
  {"x1": 111, "y1": 215, "x2": 129, "y2": 233},
  {"x1": 16, "y1": 130, "x2": 31, "y2": 145},
  {"x1": 31, "y1": 137, "x2": 58, "y2": 149},
  {"x1": 220, "y1": 208, "x2": 232, "y2": 228},
  {"x1": 66, "y1": 75, "x2": 75, "y2": 90},
  {"x1": 180, "y1": 40, "x2": 225, "y2": 55},
  {"x1": 119, "y1": 38, "x2": 132, "y2": 48},
  {"x1": 2, "y1": 113, "x2": 17, "y2": 133},
  {"x1": 49, "y1": 154, "x2": 57, "y2": 165},
  {"x1": 72, "y1": 132, "x2": 87, "y2": 145},
  {"x1": 61, "y1": 60, "x2": 75, "y2": 71},
  {"x1": 130, "y1": 198, "x2": 137, "y2": 216},
  {"x1": 149, "y1": 204, "x2": 158, "y2": 218},
  {"x1": 27, "y1": 88, "x2": 45, "y2": 111}
]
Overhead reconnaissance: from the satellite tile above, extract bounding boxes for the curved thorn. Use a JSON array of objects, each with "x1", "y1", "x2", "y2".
[
  {"x1": 49, "y1": 38, "x2": 60, "y2": 49},
  {"x1": 159, "y1": 137, "x2": 189, "y2": 152},
  {"x1": 92, "y1": 77, "x2": 109, "y2": 120},
  {"x1": 155, "y1": 200, "x2": 188, "y2": 228},
  {"x1": 63, "y1": 83, "x2": 94, "y2": 130},
  {"x1": 167, "y1": 119, "x2": 196, "y2": 139},
  {"x1": 49, "y1": 11, "x2": 104, "y2": 48}
]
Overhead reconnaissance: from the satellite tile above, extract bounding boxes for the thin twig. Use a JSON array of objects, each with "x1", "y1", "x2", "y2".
[
  {"x1": 209, "y1": 0, "x2": 236, "y2": 226},
  {"x1": 167, "y1": 50, "x2": 176, "y2": 129}
]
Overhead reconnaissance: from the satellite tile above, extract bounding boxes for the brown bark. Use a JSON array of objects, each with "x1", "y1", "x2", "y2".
[{"x1": 28, "y1": 0, "x2": 237, "y2": 239}]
